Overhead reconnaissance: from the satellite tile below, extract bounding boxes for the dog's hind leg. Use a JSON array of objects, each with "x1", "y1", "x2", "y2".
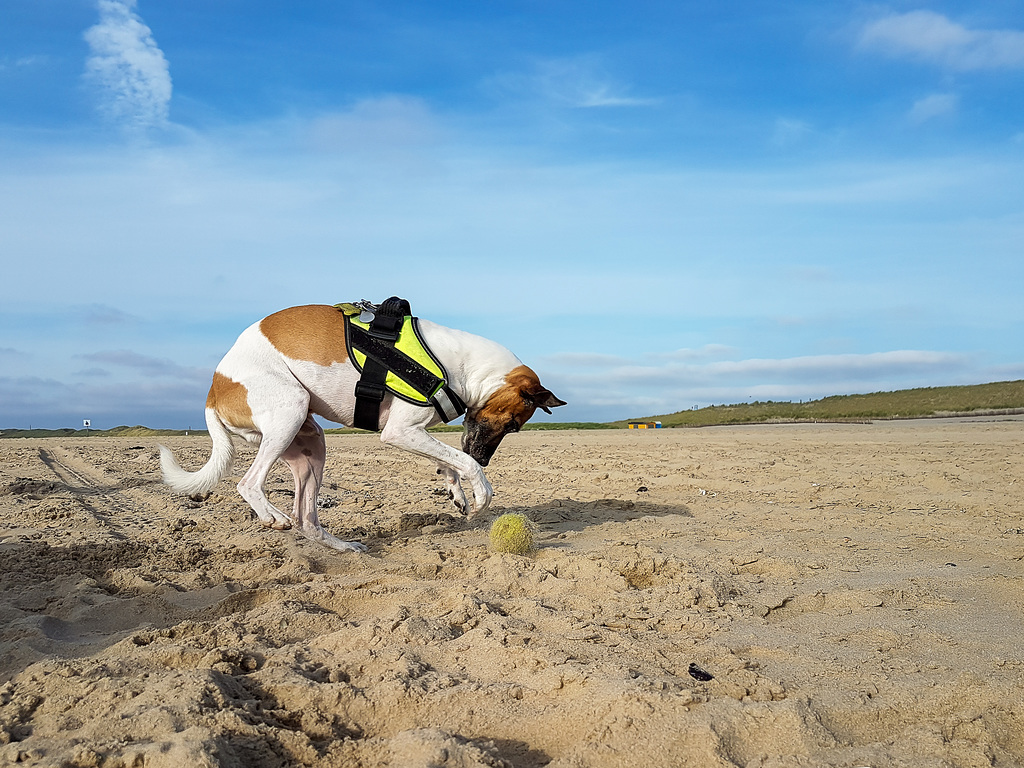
[
  {"x1": 235, "y1": 393, "x2": 310, "y2": 531},
  {"x1": 280, "y1": 415, "x2": 366, "y2": 553}
]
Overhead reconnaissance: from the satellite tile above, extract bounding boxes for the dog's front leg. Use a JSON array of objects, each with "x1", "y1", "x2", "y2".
[
  {"x1": 381, "y1": 417, "x2": 492, "y2": 517},
  {"x1": 437, "y1": 466, "x2": 467, "y2": 513}
]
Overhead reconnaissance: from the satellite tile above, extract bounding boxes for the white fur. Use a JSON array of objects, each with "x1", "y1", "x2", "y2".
[
  {"x1": 158, "y1": 408, "x2": 235, "y2": 496},
  {"x1": 159, "y1": 310, "x2": 542, "y2": 553}
]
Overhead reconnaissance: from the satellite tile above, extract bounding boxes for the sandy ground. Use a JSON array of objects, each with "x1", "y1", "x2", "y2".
[{"x1": 1, "y1": 419, "x2": 1023, "y2": 768}]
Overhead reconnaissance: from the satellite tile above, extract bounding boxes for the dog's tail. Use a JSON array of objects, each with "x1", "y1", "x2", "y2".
[{"x1": 159, "y1": 408, "x2": 236, "y2": 496}]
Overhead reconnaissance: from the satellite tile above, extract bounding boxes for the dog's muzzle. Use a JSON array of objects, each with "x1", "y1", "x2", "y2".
[{"x1": 461, "y1": 418, "x2": 504, "y2": 467}]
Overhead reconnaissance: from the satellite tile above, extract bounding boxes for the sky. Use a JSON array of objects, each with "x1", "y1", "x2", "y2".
[{"x1": 1, "y1": 1, "x2": 1023, "y2": 429}]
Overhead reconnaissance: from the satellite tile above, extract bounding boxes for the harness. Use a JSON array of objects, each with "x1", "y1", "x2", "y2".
[{"x1": 335, "y1": 297, "x2": 467, "y2": 431}]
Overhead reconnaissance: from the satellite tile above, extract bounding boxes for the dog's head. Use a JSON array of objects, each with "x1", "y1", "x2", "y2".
[{"x1": 462, "y1": 365, "x2": 566, "y2": 466}]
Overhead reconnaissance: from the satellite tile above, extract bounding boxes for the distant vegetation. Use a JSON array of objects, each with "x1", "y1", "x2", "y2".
[
  {"x1": 0, "y1": 425, "x2": 205, "y2": 439},
  {"x1": 523, "y1": 422, "x2": 616, "y2": 431},
  {"x1": 4, "y1": 381, "x2": 1023, "y2": 437},
  {"x1": 1, "y1": 422, "x2": 616, "y2": 439},
  {"x1": 612, "y1": 380, "x2": 1024, "y2": 428}
]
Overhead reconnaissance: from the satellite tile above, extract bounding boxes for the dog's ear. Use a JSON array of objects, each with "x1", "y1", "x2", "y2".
[{"x1": 522, "y1": 387, "x2": 567, "y2": 414}]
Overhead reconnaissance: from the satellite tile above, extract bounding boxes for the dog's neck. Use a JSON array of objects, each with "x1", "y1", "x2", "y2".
[{"x1": 414, "y1": 319, "x2": 523, "y2": 410}]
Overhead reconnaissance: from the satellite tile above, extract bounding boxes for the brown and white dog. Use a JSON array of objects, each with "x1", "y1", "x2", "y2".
[{"x1": 159, "y1": 304, "x2": 566, "y2": 552}]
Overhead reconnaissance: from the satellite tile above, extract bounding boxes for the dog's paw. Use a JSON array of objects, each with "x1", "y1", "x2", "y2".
[
  {"x1": 301, "y1": 526, "x2": 368, "y2": 553},
  {"x1": 448, "y1": 488, "x2": 467, "y2": 513},
  {"x1": 468, "y1": 477, "x2": 493, "y2": 518},
  {"x1": 334, "y1": 540, "x2": 368, "y2": 553},
  {"x1": 321, "y1": 537, "x2": 367, "y2": 553}
]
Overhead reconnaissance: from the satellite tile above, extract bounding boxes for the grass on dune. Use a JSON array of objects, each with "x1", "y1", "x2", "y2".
[{"x1": 612, "y1": 380, "x2": 1024, "y2": 428}]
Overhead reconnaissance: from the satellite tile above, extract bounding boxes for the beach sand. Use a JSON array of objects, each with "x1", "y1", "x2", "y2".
[{"x1": 1, "y1": 419, "x2": 1023, "y2": 767}]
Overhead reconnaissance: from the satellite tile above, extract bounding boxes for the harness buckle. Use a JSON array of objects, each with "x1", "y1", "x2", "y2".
[
  {"x1": 366, "y1": 311, "x2": 404, "y2": 341},
  {"x1": 354, "y1": 381, "x2": 386, "y2": 402}
]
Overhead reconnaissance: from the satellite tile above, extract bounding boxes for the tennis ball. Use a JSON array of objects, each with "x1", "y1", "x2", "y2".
[{"x1": 489, "y1": 513, "x2": 537, "y2": 555}]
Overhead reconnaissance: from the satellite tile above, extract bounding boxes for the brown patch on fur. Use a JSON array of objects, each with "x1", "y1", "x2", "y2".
[
  {"x1": 259, "y1": 305, "x2": 349, "y2": 366},
  {"x1": 475, "y1": 365, "x2": 545, "y2": 427},
  {"x1": 207, "y1": 372, "x2": 256, "y2": 430}
]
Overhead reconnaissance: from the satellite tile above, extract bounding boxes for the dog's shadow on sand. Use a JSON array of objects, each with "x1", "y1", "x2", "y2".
[
  {"x1": 492, "y1": 497, "x2": 692, "y2": 534},
  {"x1": 371, "y1": 497, "x2": 691, "y2": 545}
]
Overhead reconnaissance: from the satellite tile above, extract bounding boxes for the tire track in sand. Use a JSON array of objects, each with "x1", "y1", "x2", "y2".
[{"x1": 35, "y1": 446, "x2": 144, "y2": 540}]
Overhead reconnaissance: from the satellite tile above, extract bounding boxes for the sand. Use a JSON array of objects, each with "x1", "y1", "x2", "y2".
[{"x1": 1, "y1": 418, "x2": 1023, "y2": 767}]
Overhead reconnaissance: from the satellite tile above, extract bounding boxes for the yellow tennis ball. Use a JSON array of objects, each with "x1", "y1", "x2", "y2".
[{"x1": 489, "y1": 513, "x2": 537, "y2": 555}]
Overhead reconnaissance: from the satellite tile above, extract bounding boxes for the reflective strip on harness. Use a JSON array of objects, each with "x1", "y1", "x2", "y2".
[{"x1": 432, "y1": 386, "x2": 463, "y2": 423}]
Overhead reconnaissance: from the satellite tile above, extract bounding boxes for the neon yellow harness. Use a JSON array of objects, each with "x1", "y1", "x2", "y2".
[{"x1": 336, "y1": 300, "x2": 466, "y2": 429}]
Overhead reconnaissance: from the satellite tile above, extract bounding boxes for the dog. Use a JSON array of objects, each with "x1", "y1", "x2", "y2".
[{"x1": 159, "y1": 304, "x2": 566, "y2": 552}]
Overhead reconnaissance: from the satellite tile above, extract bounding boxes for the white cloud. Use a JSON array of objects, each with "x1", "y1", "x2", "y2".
[
  {"x1": 307, "y1": 97, "x2": 444, "y2": 159},
  {"x1": 542, "y1": 349, "x2": 973, "y2": 417},
  {"x1": 908, "y1": 93, "x2": 959, "y2": 124},
  {"x1": 76, "y1": 350, "x2": 207, "y2": 380},
  {"x1": 555, "y1": 350, "x2": 969, "y2": 387},
  {"x1": 492, "y1": 56, "x2": 658, "y2": 108},
  {"x1": 697, "y1": 350, "x2": 966, "y2": 380},
  {"x1": 541, "y1": 352, "x2": 632, "y2": 367},
  {"x1": 859, "y1": 11, "x2": 1024, "y2": 70},
  {"x1": 2, "y1": 106, "x2": 1022, "y2": 425},
  {"x1": 660, "y1": 345, "x2": 735, "y2": 362},
  {"x1": 0, "y1": 373, "x2": 209, "y2": 429},
  {"x1": 772, "y1": 118, "x2": 813, "y2": 148},
  {"x1": 0, "y1": 55, "x2": 47, "y2": 73},
  {"x1": 77, "y1": 304, "x2": 143, "y2": 326},
  {"x1": 84, "y1": 0, "x2": 172, "y2": 130}
]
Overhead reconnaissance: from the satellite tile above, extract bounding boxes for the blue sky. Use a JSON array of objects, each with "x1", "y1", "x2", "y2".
[{"x1": 1, "y1": 1, "x2": 1022, "y2": 428}]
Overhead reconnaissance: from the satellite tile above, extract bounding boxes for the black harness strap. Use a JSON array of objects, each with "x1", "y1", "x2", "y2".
[
  {"x1": 351, "y1": 356, "x2": 389, "y2": 430},
  {"x1": 349, "y1": 297, "x2": 466, "y2": 431},
  {"x1": 351, "y1": 299, "x2": 408, "y2": 431}
]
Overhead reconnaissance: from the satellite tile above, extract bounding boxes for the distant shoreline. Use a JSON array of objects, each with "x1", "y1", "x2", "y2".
[
  {"x1": 3, "y1": 408, "x2": 1024, "y2": 439},
  {"x1": 5, "y1": 379, "x2": 1023, "y2": 437}
]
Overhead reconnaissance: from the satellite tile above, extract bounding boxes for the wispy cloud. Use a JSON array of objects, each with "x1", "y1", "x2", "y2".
[
  {"x1": 541, "y1": 352, "x2": 632, "y2": 367},
  {"x1": 859, "y1": 11, "x2": 1024, "y2": 71},
  {"x1": 0, "y1": 347, "x2": 29, "y2": 360},
  {"x1": 660, "y1": 345, "x2": 735, "y2": 362},
  {"x1": 771, "y1": 118, "x2": 813, "y2": 148},
  {"x1": 908, "y1": 93, "x2": 959, "y2": 124},
  {"x1": 76, "y1": 350, "x2": 206, "y2": 380},
  {"x1": 307, "y1": 97, "x2": 444, "y2": 159},
  {"x1": 540, "y1": 349, "x2": 973, "y2": 419},
  {"x1": 0, "y1": 376, "x2": 72, "y2": 415},
  {"x1": 0, "y1": 374, "x2": 208, "y2": 429},
  {"x1": 0, "y1": 55, "x2": 48, "y2": 73},
  {"x1": 695, "y1": 350, "x2": 966, "y2": 381},
  {"x1": 493, "y1": 56, "x2": 658, "y2": 108},
  {"x1": 74, "y1": 367, "x2": 113, "y2": 378},
  {"x1": 77, "y1": 304, "x2": 143, "y2": 326},
  {"x1": 84, "y1": 0, "x2": 172, "y2": 130}
]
